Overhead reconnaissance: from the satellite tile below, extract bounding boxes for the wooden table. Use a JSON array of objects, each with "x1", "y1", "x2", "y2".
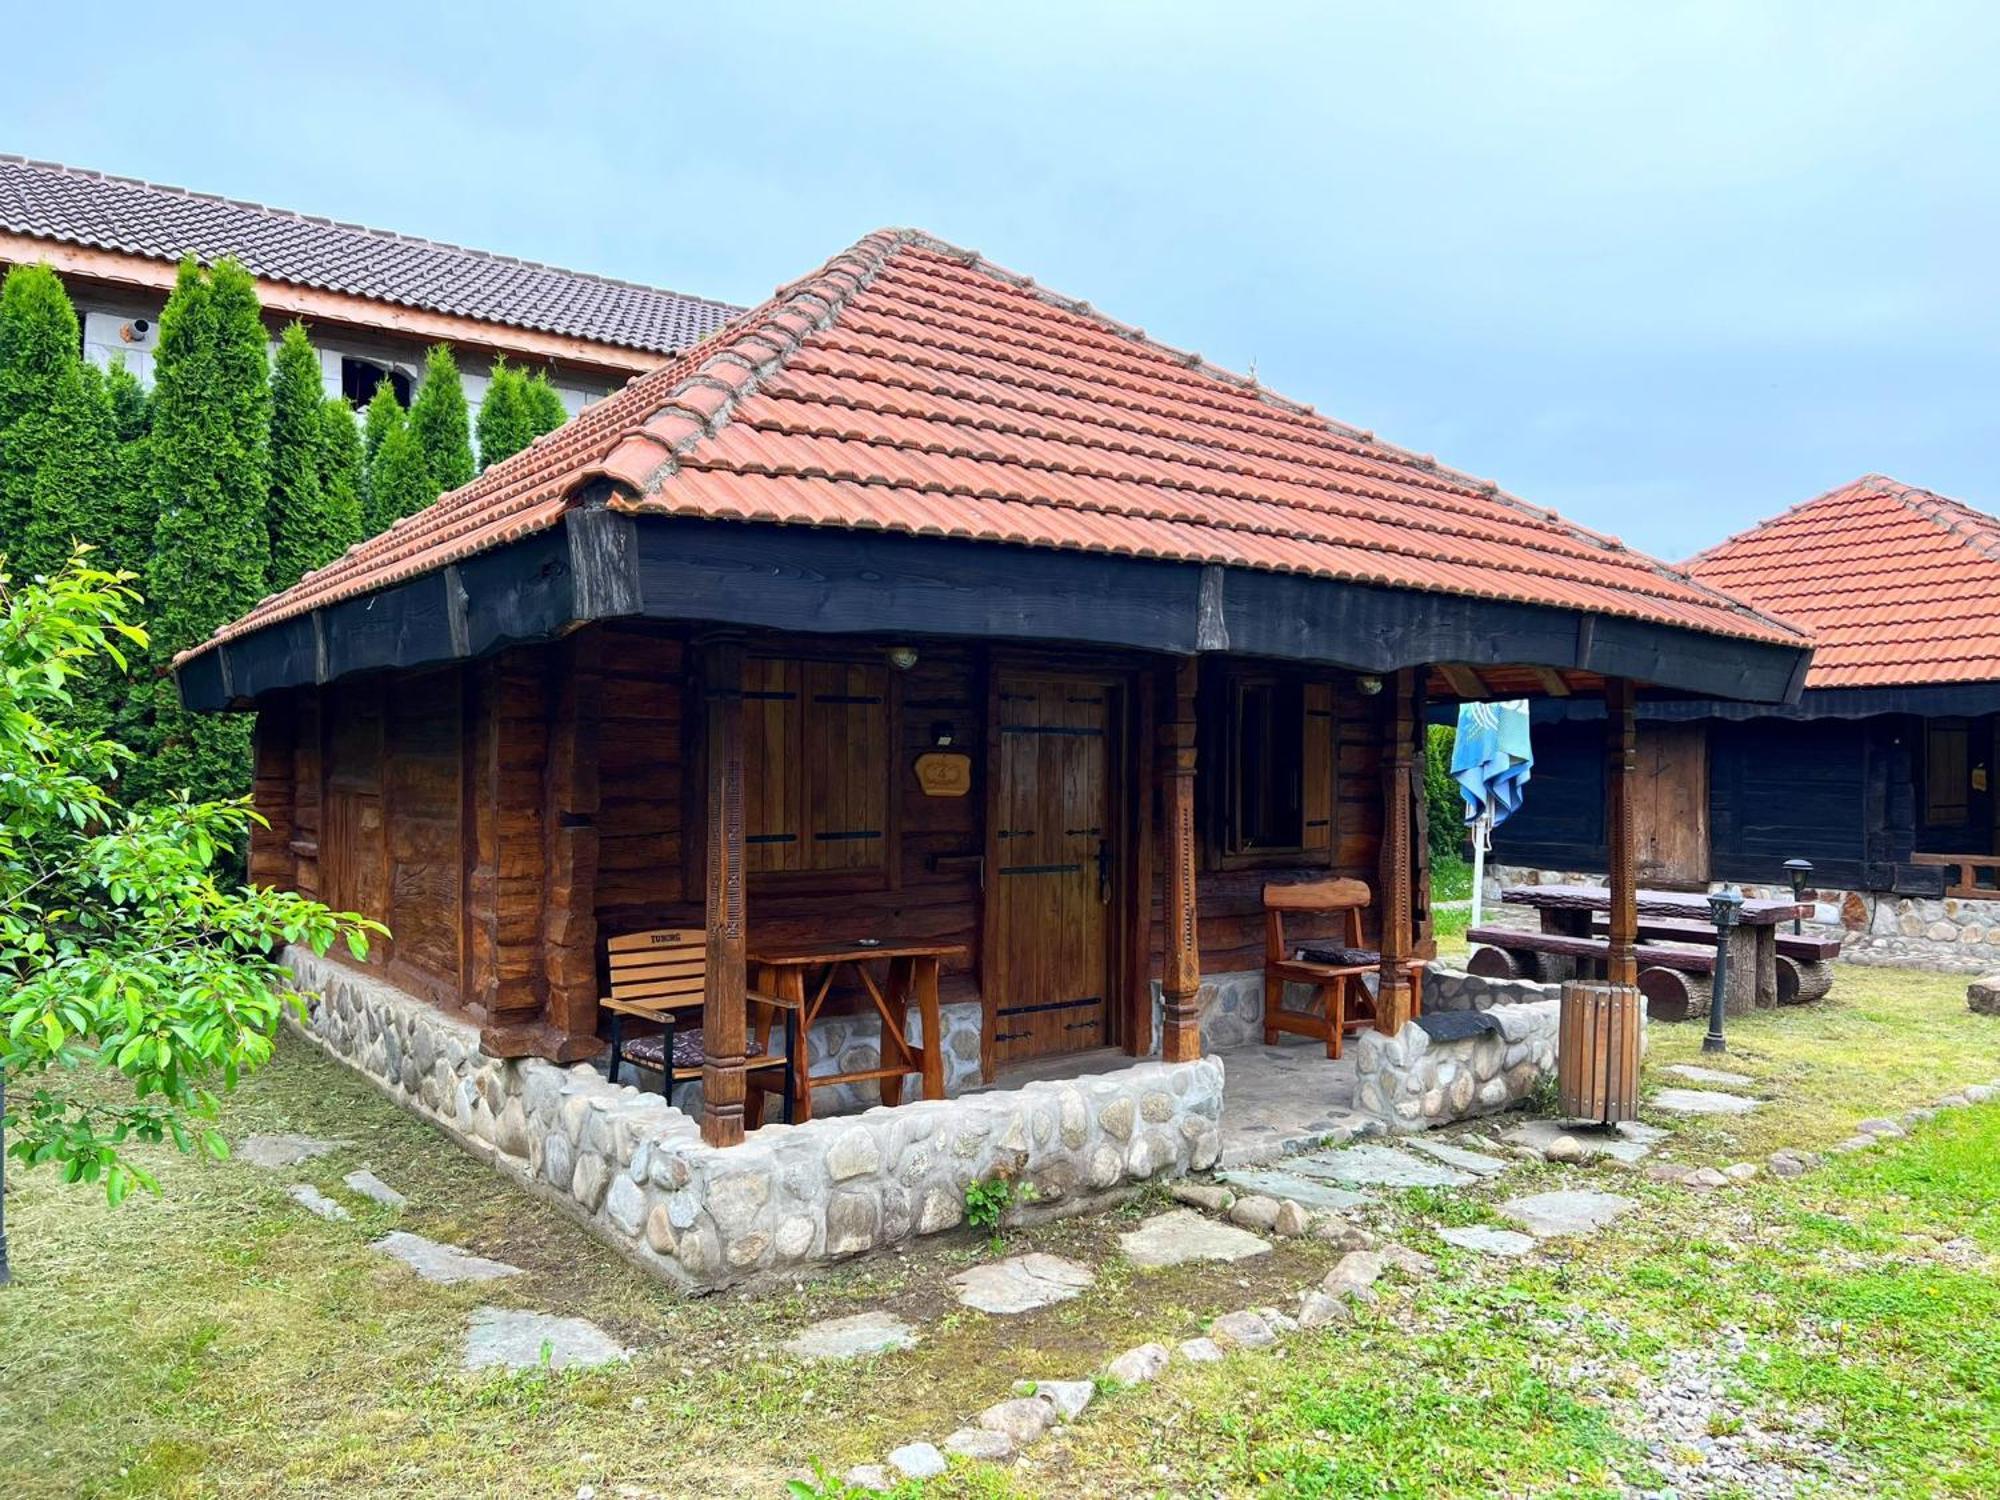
[
  {"x1": 1501, "y1": 884, "x2": 1807, "y2": 1012},
  {"x1": 747, "y1": 938, "x2": 966, "y2": 1122}
]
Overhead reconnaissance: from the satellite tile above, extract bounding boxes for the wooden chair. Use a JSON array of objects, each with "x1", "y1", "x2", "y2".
[
  {"x1": 601, "y1": 928, "x2": 799, "y2": 1126},
  {"x1": 1261, "y1": 878, "x2": 1425, "y2": 1058}
]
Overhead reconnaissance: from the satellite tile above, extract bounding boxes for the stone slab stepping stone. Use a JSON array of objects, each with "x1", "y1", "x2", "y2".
[
  {"x1": 343, "y1": 1169, "x2": 408, "y2": 1208},
  {"x1": 287, "y1": 1184, "x2": 349, "y2": 1221},
  {"x1": 887, "y1": 1442, "x2": 947, "y2": 1480},
  {"x1": 1651, "y1": 1087, "x2": 1762, "y2": 1116},
  {"x1": 462, "y1": 1306, "x2": 628, "y2": 1372},
  {"x1": 950, "y1": 1252, "x2": 1095, "y2": 1314},
  {"x1": 1404, "y1": 1137, "x2": 1513, "y2": 1176},
  {"x1": 1291, "y1": 1143, "x2": 1473, "y2": 1189},
  {"x1": 1179, "y1": 1336, "x2": 1226, "y2": 1362},
  {"x1": 1119, "y1": 1208, "x2": 1273, "y2": 1269},
  {"x1": 237, "y1": 1133, "x2": 349, "y2": 1169},
  {"x1": 372, "y1": 1231, "x2": 522, "y2": 1285},
  {"x1": 1499, "y1": 1189, "x2": 1636, "y2": 1239},
  {"x1": 1437, "y1": 1225, "x2": 1538, "y2": 1258},
  {"x1": 1665, "y1": 1064, "x2": 1754, "y2": 1087},
  {"x1": 783, "y1": 1310, "x2": 918, "y2": 1360},
  {"x1": 1217, "y1": 1168, "x2": 1373, "y2": 1212},
  {"x1": 1505, "y1": 1118, "x2": 1665, "y2": 1164}
]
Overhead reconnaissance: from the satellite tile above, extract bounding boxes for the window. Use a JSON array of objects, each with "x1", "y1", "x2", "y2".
[
  {"x1": 1926, "y1": 719, "x2": 1971, "y2": 826},
  {"x1": 1219, "y1": 672, "x2": 1334, "y2": 859},
  {"x1": 340, "y1": 355, "x2": 412, "y2": 409},
  {"x1": 742, "y1": 657, "x2": 892, "y2": 880}
]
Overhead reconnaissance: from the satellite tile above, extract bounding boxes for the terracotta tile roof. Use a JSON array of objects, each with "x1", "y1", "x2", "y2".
[
  {"x1": 0, "y1": 155, "x2": 741, "y2": 354},
  {"x1": 1686, "y1": 475, "x2": 2000, "y2": 690},
  {"x1": 184, "y1": 228, "x2": 1807, "y2": 664}
]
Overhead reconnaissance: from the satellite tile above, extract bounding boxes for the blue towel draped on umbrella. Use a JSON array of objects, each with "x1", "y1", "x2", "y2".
[{"x1": 1451, "y1": 700, "x2": 1533, "y2": 924}]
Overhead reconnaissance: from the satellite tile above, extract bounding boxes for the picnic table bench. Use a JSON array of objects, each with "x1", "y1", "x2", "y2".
[{"x1": 1467, "y1": 883, "x2": 1823, "y2": 1020}]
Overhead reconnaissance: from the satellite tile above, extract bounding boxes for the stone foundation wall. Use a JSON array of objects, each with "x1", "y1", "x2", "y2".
[
  {"x1": 1149, "y1": 968, "x2": 1352, "y2": 1053},
  {"x1": 1351, "y1": 999, "x2": 1562, "y2": 1131},
  {"x1": 1422, "y1": 964, "x2": 1562, "y2": 1013},
  {"x1": 1485, "y1": 862, "x2": 2000, "y2": 974},
  {"x1": 284, "y1": 946, "x2": 1224, "y2": 1291}
]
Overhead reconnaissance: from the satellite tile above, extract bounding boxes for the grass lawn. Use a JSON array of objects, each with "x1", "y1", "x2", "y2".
[{"x1": 2, "y1": 965, "x2": 1995, "y2": 1499}]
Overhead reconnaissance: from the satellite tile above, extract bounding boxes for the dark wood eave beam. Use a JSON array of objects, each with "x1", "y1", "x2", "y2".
[{"x1": 176, "y1": 514, "x2": 1811, "y2": 713}]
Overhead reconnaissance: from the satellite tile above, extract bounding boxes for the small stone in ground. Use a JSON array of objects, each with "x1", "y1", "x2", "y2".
[
  {"x1": 1314, "y1": 1216, "x2": 1377, "y2": 1252},
  {"x1": 1227, "y1": 1194, "x2": 1282, "y2": 1231},
  {"x1": 1179, "y1": 1335, "x2": 1226, "y2": 1361},
  {"x1": 1665, "y1": 1063, "x2": 1754, "y2": 1086},
  {"x1": 977, "y1": 1396, "x2": 1056, "y2": 1447},
  {"x1": 1119, "y1": 1209, "x2": 1270, "y2": 1269},
  {"x1": 1296, "y1": 1290, "x2": 1349, "y2": 1328},
  {"x1": 1767, "y1": 1150, "x2": 1812, "y2": 1178},
  {"x1": 1966, "y1": 1083, "x2": 1996, "y2": 1103},
  {"x1": 343, "y1": 1169, "x2": 408, "y2": 1208},
  {"x1": 1209, "y1": 1310, "x2": 1277, "y2": 1349},
  {"x1": 942, "y1": 1427, "x2": 1014, "y2": 1461},
  {"x1": 1379, "y1": 1243, "x2": 1437, "y2": 1279},
  {"x1": 1504, "y1": 1119, "x2": 1663, "y2": 1165},
  {"x1": 1683, "y1": 1166, "x2": 1729, "y2": 1190},
  {"x1": 1217, "y1": 1168, "x2": 1372, "y2": 1213},
  {"x1": 842, "y1": 1464, "x2": 892, "y2": 1493},
  {"x1": 1105, "y1": 1342, "x2": 1171, "y2": 1385},
  {"x1": 237, "y1": 1133, "x2": 349, "y2": 1169},
  {"x1": 1543, "y1": 1133, "x2": 1586, "y2": 1164},
  {"x1": 1724, "y1": 1162, "x2": 1760, "y2": 1181},
  {"x1": 1322, "y1": 1249, "x2": 1385, "y2": 1295},
  {"x1": 373, "y1": 1231, "x2": 521, "y2": 1284},
  {"x1": 1499, "y1": 1189, "x2": 1635, "y2": 1239},
  {"x1": 1651, "y1": 1088, "x2": 1762, "y2": 1116},
  {"x1": 1857, "y1": 1117, "x2": 1905, "y2": 1138},
  {"x1": 783, "y1": 1310, "x2": 917, "y2": 1361},
  {"x1": 287, "y1": 1184, "x2": 349, "y2": 1221},
  {"x1": 886, "y1": 1443, "x2": 947, "y2": 1481},
  {"x1": 463, "y1": 1307, "x2": 628, "y2": 1372},
  {"x1": 1170, "y1": 1181, "x2": 1234, "y2": 1214},
  {"x1": 1833, "y1": 1134, "x2": 1878, "y2": 1152},
  {"x1": 950, "y1": 1252, "x2": 1095, "y2": 1314},
  {"x1": 1032, "y1": 1379, "x2": 1095, "y2": 1421},
  {"x1": 1437, "y1": 1225, "x2": 1536, "y2": 1258},
  {"x1": 1272, "y1": 1200, "x2": 1310, "y2": 1237},
  {"x1": 1645, "y1": 1162, "x2": 1692, "y2": 1183},
  {"x1": 1937, "y1": 1093, "x2": 1971, "y2": 1109}
]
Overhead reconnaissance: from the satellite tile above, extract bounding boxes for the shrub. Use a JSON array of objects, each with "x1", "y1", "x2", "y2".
[
  {"x1": 366, "y1": 411, "x2": 434, "y2": 533},
  {"x1": 476, "y1": 358, "x2": 533, "y2": 470},
  {"x1": 1425, "y1": 722, "x2": 1465, "y2": 861},
  {"x1": 0, "y1": 264, "x2": 115, "y2": 580},
  {"x1": 317, "y1": 395, "x2": 365, "y2": 555},
  {"x1": 409, "y1": 343, "x2": 474, "y2": 496},
  {"x1": 523, "y1": 370, "x2": 569, "y2": 438}
]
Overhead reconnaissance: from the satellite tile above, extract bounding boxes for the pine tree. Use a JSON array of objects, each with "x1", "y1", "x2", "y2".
[
  {"x1": 409, "y1": 343, "x2": 473, "y2": 496},
  {"x1": 266, "y1": 322, "x2": 342, "y2": 590},
  {"x1": 318, "y1": 395, "x2": 365, "y2": 556},
  {"x1": 0, "y1": 264, "x2": 113, "y2": 578},
  {"x1": 367, "y1": 410, "x2": 433, "y2": 533},
  {"x1": 476, "y1": 357, "x2": 532, "y2": 470},
  {"x1": 523, "y1": 370, "x2": 570, "y2": 439},
  {"x1": 136, "y1": 257, "x2": 272, "y2": 807}
]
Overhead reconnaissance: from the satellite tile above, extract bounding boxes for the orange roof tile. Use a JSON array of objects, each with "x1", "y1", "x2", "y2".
[
  {"x1": 1686, "y1": 475, "x2": 2000, "y2": 690},
  {"x1": 184, "y1": 229, "x2": 1807, "y2": 664}
]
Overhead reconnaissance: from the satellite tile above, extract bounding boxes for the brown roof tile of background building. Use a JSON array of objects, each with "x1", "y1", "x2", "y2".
[
  {"x1": 184, "y1": 228, "x2": 1809, "y2": 664},
  {"x1": 1686, "y1": 474, "x2": 2000, "y2": 690}
]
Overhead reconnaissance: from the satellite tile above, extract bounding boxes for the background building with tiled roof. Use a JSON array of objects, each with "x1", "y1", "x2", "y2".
[
  {"x1": 0, "y1": 153, "x2": 742, "y2": 417},
  {"x1": 1493, "y1": 475, "x2": 2000, "y2": 967}
]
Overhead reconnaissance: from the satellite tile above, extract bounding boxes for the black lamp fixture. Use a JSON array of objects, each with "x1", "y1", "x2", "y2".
[
  {"x1": 1704, "y1": 887, "x2": 1744, "y2": 1053},
  {"x1": 1782, "y1": 858, "x2": 1813, "y2": 935}
]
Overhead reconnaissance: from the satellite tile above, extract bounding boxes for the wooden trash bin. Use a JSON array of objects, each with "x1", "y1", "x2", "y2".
[{"x1": 1557, "y1": 979, "x2": 1640, "y2": 1124}]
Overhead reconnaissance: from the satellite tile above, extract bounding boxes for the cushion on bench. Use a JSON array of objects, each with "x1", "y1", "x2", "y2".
[
  {"x1": 621, "y1": 1028, "x2": 773, "y2": 1073},
  {"x1": 1296, "y1": 944, "x2": 1381, "y2": 968}
]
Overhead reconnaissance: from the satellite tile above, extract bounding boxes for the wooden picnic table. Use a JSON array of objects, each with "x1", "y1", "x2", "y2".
[
  {"x1": 1501, "y1": 883, "x2": 1808, "y2": 1011},
  {"x1": 747, "y1": 937, "x2": 965, "y2": 1122}
]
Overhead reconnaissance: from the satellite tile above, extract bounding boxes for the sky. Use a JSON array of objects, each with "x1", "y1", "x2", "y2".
[{"x1": 3, "y1": 1, "x2": 1995, "y2": 562}]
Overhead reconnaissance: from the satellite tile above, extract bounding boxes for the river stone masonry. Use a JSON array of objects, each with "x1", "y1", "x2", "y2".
[
  {"x1": 283, "y1": 945, "x2": 1225, "y2": 1291},
  {"x1": 1422, "y1": 965, "x2": 1562, "y2": 1013},
  {"x1": 1352, "y1": 998, "x2": 1565, "y2": 1130}
]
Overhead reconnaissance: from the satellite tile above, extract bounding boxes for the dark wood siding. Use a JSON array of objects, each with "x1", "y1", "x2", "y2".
[{"x1": 1489, "y1": 720, "x2": 1606, "y2": 870}]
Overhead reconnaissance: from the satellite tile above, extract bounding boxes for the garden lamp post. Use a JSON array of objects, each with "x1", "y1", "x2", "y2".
[
  {"x1": 1704, "y1": 888, "x2": 1744, "y2": 1054},
  {"x1": 1783, "y1": 858, "x2": 1813, "y2": 935}
]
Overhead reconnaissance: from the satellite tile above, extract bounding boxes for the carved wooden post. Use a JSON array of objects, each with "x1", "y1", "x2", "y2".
[
  {"x1": 1604, "y1": 677, "x2": 1639, "y2": 990},
  {"x1": 1158, "y1": 657, "x2": 1203, "y2": 1063},
  {"x1": 699, "y1": 631, "x2": 750, "y2": 1147},
  {"x1": 538, "y1": 633, "x2": 604, "y2": 1060},
  {"x1": 1374, "y1": 667, "x2": 1418, "y2": 1034}
]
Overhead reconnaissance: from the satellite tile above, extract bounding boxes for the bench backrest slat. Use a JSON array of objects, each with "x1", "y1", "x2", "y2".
[{"x1": 604, "y1": 927, "x2": 707, "y2": 1015}]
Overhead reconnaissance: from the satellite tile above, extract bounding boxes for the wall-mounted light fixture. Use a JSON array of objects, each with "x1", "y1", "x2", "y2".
[
  {"x1": 1356, "y1": 674, "x2": 1384, "y2": 696},
  {"x1": 886, "y1": 645, "x2": 919, "y2": 672}
]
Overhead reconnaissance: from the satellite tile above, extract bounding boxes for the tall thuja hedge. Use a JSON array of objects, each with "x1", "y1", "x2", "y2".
[
  {"x1": 266, "y1": 322, "x2": 338, "y2": 589},
  {"x1": 96, "y1": 358, "x2": 155, "y2": 574},
  {"x1": 0, "y1": 264, "x2": 115, "y2": 580},
  {"x1": 476, "y1": 357, "x2": 532, "y2": 470},
  {"x1": 409, "y1": 344, "x2": 473, "y2": 497},
  {"x1": 359, "y1": 378, "x2": 401, "y2": 528},
  {"x1": 318, "y1": 394, "x2": 364, "y2": 556},
  {"x1": 523, "y1": 370, "x2": 569, "y2": 438},
  {"x1": 366, "y1": 403, "x2": 432, "y2": 534},
  {"x1": 136, "y1": 257, "x2": 272, "y2": 806}
]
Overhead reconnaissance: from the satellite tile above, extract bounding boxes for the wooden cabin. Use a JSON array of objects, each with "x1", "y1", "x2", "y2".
[
  {"x1": 177, "y1": 229, "x2": 1811, "y2": 1147},
  {"x1": 1497, "y1": 477, "x2": 2000, "y2": 903}
]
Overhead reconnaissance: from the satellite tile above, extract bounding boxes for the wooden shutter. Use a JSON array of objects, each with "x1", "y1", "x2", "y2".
[
  {"x1": 743, "y1": 657, "x2": 803, "y2": 873},
  {"x1": 803, "y1": 660, "x2": 889, "y2": 872}
]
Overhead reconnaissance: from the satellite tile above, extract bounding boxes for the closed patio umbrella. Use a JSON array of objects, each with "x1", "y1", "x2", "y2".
[{"x1": 1451, "y1": 700, "x2": 1534, "y2": 927}]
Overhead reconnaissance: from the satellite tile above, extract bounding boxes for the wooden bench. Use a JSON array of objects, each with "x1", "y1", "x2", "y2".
[
  {"x1": 1465, "y1": 925, "x2": 1717, "y2": 1022},
  {"x1": 600, "y1": 928, "x2": 800, "y2": 1126},
  {"x1": 1262, "y1": 878, "x2": 1423, "y2": 1059},
  {"x1": 1587, "y1": 914, "x2": 1842, "y2": 963}
]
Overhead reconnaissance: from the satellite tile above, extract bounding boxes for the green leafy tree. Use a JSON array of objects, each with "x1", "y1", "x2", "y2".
[
  {"x1": 366, "y1": 410, "x2": 433, "y2": 533},
  {"x1": 0, "y1": 553, "x2": 381, "y2": 1277},
  {"x1": 475, "y1": 357, "x2": 533, "y2": 470},
  {"x1": 409, "y1": 344, "x2": 473, "y2": 496},
  {"x1": 1425, "y1": 723, "x2": 1464, "y2": 861},
  {"x1": 265, "y1": 322, "x2": 341, "y2": 590},
  {"x1": 523, "y1": 370, "x2": 570, "y2": 439},
  {"x1": 317, "y1": 395, "x2": 365, "y2": 558},
  {"x1": 0, "y1": 264, "x2": 114, "y2": 580},
  {"x1": 135, "y1": 258, "x2": 271, "y2": 808}
]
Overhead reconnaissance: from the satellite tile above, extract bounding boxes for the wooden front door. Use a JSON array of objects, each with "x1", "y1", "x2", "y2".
[
  {"x1": 987, "y1": 673, "x2": 1119, "y2": 1064},
  {"x1": 1634, "y1": 724, "x2": 1709, "y2": 885}
]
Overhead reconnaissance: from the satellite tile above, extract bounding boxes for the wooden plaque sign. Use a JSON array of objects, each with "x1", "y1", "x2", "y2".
[{"x1": 914, "y1": 751, "x2": 973, "y2": 797}]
